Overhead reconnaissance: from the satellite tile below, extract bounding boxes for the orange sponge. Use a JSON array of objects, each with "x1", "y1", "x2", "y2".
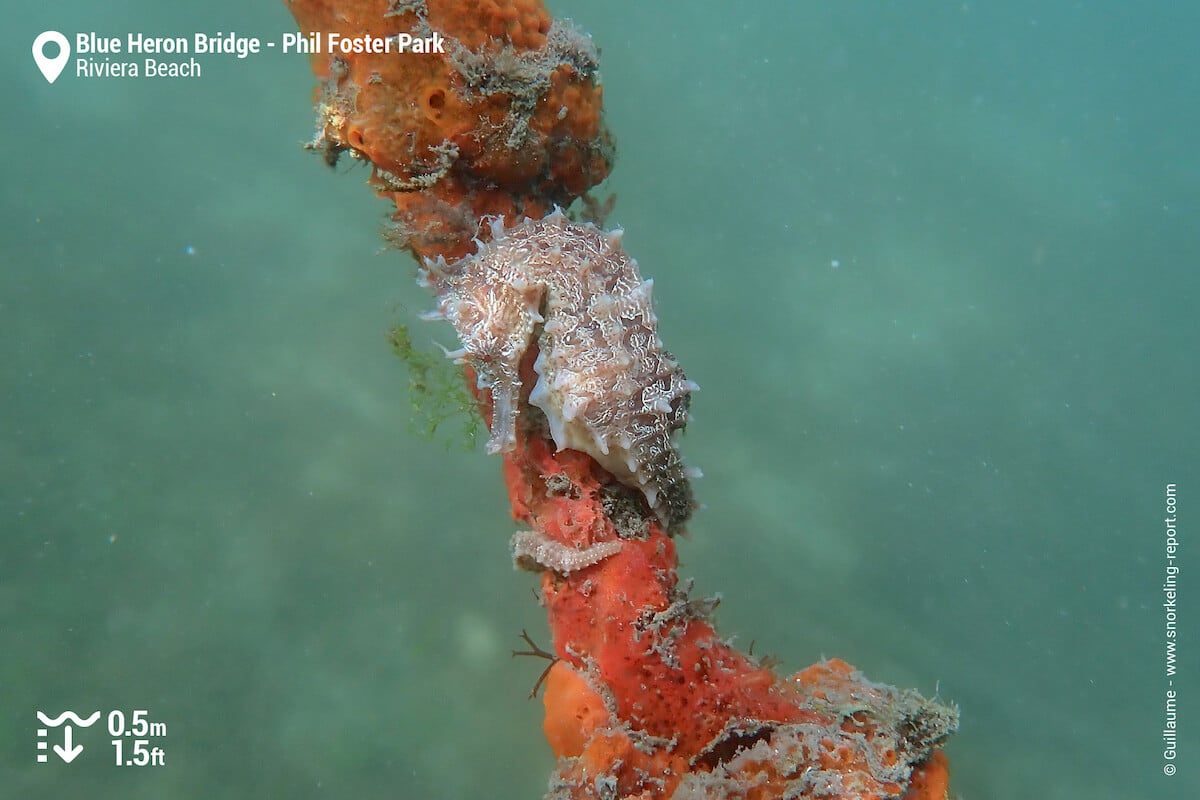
[
  {"x1": 287, "y1": 0, "x2": 611, "y2": 259},
  {"x1": 541, "y1": 661, "x2": 607, "y2": 759}
]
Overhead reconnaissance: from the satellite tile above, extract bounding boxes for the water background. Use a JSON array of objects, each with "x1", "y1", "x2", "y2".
[{"x1": 2, "y1": 1, "x2": 1196, "y2": 797}]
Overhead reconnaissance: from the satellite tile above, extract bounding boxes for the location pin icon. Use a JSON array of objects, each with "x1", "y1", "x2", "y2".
[{"x1": 33, "y1": 31, "x2": 70, "y2": 84}]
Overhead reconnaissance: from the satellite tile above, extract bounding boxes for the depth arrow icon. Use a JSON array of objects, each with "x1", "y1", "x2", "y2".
[{"x1": 53, "y1": 725, "x2": 83, "y2": 763}]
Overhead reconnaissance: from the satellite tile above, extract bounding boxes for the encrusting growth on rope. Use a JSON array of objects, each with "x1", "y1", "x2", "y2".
[{"x1": 284, "y1": 1, "x2": 957, "y2": 797}]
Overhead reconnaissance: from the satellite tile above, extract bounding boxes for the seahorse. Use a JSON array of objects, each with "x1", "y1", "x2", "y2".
[{"x1": 419, "y1": 210, "x2": 699, "y2": 528}]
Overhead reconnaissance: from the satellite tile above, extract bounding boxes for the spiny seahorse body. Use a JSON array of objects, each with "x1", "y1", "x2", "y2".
[{"x1": 420, "y1": 211, "x2": 698, "y2": 528}]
